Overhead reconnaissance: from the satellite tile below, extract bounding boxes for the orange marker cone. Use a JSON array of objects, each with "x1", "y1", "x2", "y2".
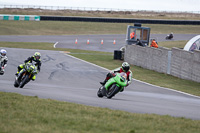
[
  {"x1": 101, "y1": 39, "x2": 103, "y2": 45},
  {"x1": 87, "y1": 39, "x2": 90, "y2": 44},
  {"x1": 75, "y1": 39, "x2": 78, "y2": 44},
  {"x1": 113, "y1": 39, "x2": 116, "y2": 45}
]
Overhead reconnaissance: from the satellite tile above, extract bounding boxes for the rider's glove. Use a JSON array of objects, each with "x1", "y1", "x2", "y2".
[{"x1": 110, "y1": 72, "x2": 116, "y2": 77}]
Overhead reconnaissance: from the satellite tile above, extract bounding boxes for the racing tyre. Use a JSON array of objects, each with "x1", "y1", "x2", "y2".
[
  {"x1": 106, "y1": 84, "x2": 120, "y2": 99},
  {"x1": 97, "y1": 86, "x2": 103, "y2": 98},
  {"x1": 14, "y1": 81, "x2": 19, "y2": 87},
  {"x1": 14, "y1": 77, "x2": 19, "y2": 87},
  {"x1": 19, "y1": 75, "x2": 29, "y2": 88}
]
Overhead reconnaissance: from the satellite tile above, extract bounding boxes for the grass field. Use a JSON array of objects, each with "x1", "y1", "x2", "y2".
[
  {"x1": 158, "y1": 40, "x2": 188, "y2": 49},
  {"x1": 1, "y1": 21, "x2": 200, "y2": 35},
  {"x1": 1, "y1": 92, "x2": 200, "y2": 133}
]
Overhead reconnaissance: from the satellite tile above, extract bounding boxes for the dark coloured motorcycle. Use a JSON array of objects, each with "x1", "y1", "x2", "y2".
[
  {"x1": 166, "y1": 33, "x2": 173, "y2": 40},
  {"x1": 14, "y1": 63, "x2": 37, "y2": 88}
]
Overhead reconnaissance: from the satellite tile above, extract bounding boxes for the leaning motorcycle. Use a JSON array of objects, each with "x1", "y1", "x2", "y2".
[
  {"x1": 0, "y1": 66, "x2": 4, "y2": 75},
  {"x1": 165, "y1": 34, "x2": 173, "y2": 40},
  {"x1": 97, "y1": 72, "x2": 127, "y2": 99},
  {"x1": 0, "y1": 60, "x2": 5, "y2": 75},
  {"x1": 14, "y1": 63, "x2": 38, "y2": 88}
]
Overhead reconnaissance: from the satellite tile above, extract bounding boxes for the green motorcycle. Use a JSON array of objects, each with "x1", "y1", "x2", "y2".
[
  {"x1": 97, "y1": 72, "x2": 127, "y2": 99},
  {"x1": 14, "y1": 63, "x2": 38, "y2": 88}
]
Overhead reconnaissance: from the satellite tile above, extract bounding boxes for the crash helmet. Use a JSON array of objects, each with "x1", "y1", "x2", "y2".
[
  {"x1": 122, "y1": 62, "x2": 130, "y2": 72},
  {"x1": 34, "y1": 52, "x2": 41, "y2": 60},
  {"x1": 0, "y1": 49, "x2": 7, "y2": 57}
]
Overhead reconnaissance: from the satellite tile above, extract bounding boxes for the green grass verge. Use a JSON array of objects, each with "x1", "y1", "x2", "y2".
[
  {"x1": 0, "y1": 42, "x2": 200, "y2": 96},
  {"x1": 158, "y1": 40, "x2": 188, "y2": 49},
  {"x1": 1, "y1": 92, "x2": 200, "y2": 133},
  {"x1": 0, "y1": 21, "x2": 200, "y2": 35}
]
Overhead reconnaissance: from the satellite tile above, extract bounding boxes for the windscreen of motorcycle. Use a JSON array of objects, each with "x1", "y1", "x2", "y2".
[{"x1": 120, "y1": 72, "x2": 127, "y2": 81}]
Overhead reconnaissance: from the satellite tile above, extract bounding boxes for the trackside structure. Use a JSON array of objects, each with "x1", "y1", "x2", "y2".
[{"x1": 124, "y1": 45, "x2": 200, "y2": 83}]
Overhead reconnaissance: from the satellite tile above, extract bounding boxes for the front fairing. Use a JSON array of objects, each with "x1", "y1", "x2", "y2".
[
  {"x1": 105, "y1": 73, "x2": 127, "y2": 90},
  {"x1": 24, "y1": 63, "x2": 37, "y2": 74}
]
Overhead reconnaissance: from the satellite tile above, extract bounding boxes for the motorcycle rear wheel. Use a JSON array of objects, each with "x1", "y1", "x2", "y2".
[
  {"x1": 19, "y1": 75, "x2": 29, "y2": 88},
  {"x1": 106, "y1": 84, "x2": 120, "y2": 99}
]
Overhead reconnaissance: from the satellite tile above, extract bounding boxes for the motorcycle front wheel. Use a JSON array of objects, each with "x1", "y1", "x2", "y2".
[
  {"x1": 14, "y1": 77, "x2": 19, "y2": 87},
  {"x1": 97, "y1": 86, "x2": 104, "y2": 98}
]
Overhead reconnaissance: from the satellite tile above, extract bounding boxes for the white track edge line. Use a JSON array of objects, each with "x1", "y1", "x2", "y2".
[
  {"x1": 61, "y1": 51, "x2": 200, "y2": 99},
  {"x1": 54, "y1": 42, "x2": 58, "y2": 48}
]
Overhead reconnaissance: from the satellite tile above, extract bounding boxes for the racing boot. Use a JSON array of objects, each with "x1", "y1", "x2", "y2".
[
  {"x1": 15, "y1": 71, "x2": 19, "y2": 76},
  {"x1": 31, "y1": 75, "x2": 36, "y2": 81},
  {"x1": 100, "y1": 79, "x2": 108, "y2": 86},
  {"x1": 15, "y1": 65, "x2": 23, "y2": 76}
]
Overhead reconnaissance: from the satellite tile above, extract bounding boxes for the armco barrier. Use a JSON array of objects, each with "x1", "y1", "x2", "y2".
[
  {"x1": 124, "y1": 45, "x2": 200, "y2": 83},
  {"x1": 40, "y1": 16, "x2": 200, "y2": 25},
  {"x1": 1, "y1": 15, "x2": 199, "y2": 25},
  {"x1": 0, "y1": 15, "x2": 40, "y2": 21}
]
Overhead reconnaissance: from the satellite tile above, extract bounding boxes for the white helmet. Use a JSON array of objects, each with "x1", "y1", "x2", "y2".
[
  {"x1": 122, "y1": 62, "x2": 130, "y2": 72},
  {"x1": 0, "y1": 49, "x2": 7, "y2": 57}
]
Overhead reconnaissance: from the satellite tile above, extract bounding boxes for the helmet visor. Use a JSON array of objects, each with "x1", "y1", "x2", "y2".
[
  {"x1": 123, "y1": 66, "x2": 130, "y2": 72},
  {"x1": 35, "y1": 56, "x2": 40, "y2": 60},
  {"x1": 1, "y1": 53, "x2": 6, "y2": 56}
]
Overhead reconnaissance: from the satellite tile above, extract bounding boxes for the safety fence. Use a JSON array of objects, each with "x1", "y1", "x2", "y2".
[
  {"x1": 39, "y1": 16, "x2": 200, "y2": 25},
  {"x1": 2, "y1": 14, "x2": 200, "y2": 25},
  {"x1": 0, "y1": 14, "x2": 40, "y2": 21}
]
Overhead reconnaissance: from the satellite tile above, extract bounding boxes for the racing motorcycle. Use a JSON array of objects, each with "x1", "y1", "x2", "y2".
[
  {"x1": 0, "y1": 66, "x2": 4, "y2": 75},
  {"x1": 0, "y1": 58, "x2": 5, "y2": 75},
  {"x1": 14, "y1": 63, "x2": 38, "y2": 88},
  {"x1": 165, "y1": 33, "x2": 173, "y2": 40},
  {"x1": 97, "y1": 72, "x2": 127, "y2": 99}
]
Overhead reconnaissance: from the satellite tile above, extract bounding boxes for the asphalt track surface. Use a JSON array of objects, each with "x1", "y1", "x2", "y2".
[
  {"x1": 0, "y1": 48, "x2": 200, "y2": 120},
  {"x1": 0, "y1": 34, "x2": 198, "y2": 52}
]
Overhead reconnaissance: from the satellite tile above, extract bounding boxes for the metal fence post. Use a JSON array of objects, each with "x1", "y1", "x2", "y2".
[{"x1": 167, "y1": 51, "x2": 172, "y2": 74}]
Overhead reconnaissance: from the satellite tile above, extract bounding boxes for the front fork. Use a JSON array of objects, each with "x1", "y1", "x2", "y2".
[{"x1": 17, "y1": 69, "x2": 26, "y2": 80}]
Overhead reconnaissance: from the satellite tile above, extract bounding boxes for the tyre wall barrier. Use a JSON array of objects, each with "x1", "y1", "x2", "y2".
[
  {"x1": 40, "y1": 16, "x2": 200, "y2": 25},
  {"x1": 0, "y1": 15, "x2": 40, "y2": 21}
]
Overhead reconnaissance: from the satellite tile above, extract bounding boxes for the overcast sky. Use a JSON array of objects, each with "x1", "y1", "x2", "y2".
[{"x1": 0, "y1": 0, "x2": 199, "y2": 12}]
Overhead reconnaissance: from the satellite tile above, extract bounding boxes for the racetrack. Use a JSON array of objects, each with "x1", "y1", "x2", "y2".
[
  {"x1": 0, "y1": 34, "x2": 198, "y2": 52},
  {"x1": 0, "y1": 48, "x2": 200, "y2": 120}
]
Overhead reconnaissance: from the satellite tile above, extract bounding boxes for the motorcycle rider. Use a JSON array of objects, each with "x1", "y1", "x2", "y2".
[
  {"x1": 100, "y1": 62, "x2": 133, "y2": 90},
  {"x1": 0, "y1": 49, "x2": 8, "y2": 75},
  {"x1": 169, "y1": 32, "x2": 173, "y2": 39},
  {"x1": 166, "y1": 32, "x2": 173, "y2": 39},
  {"x1": 16, "y1": 52, "x2": 41, "y2": 80}
]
